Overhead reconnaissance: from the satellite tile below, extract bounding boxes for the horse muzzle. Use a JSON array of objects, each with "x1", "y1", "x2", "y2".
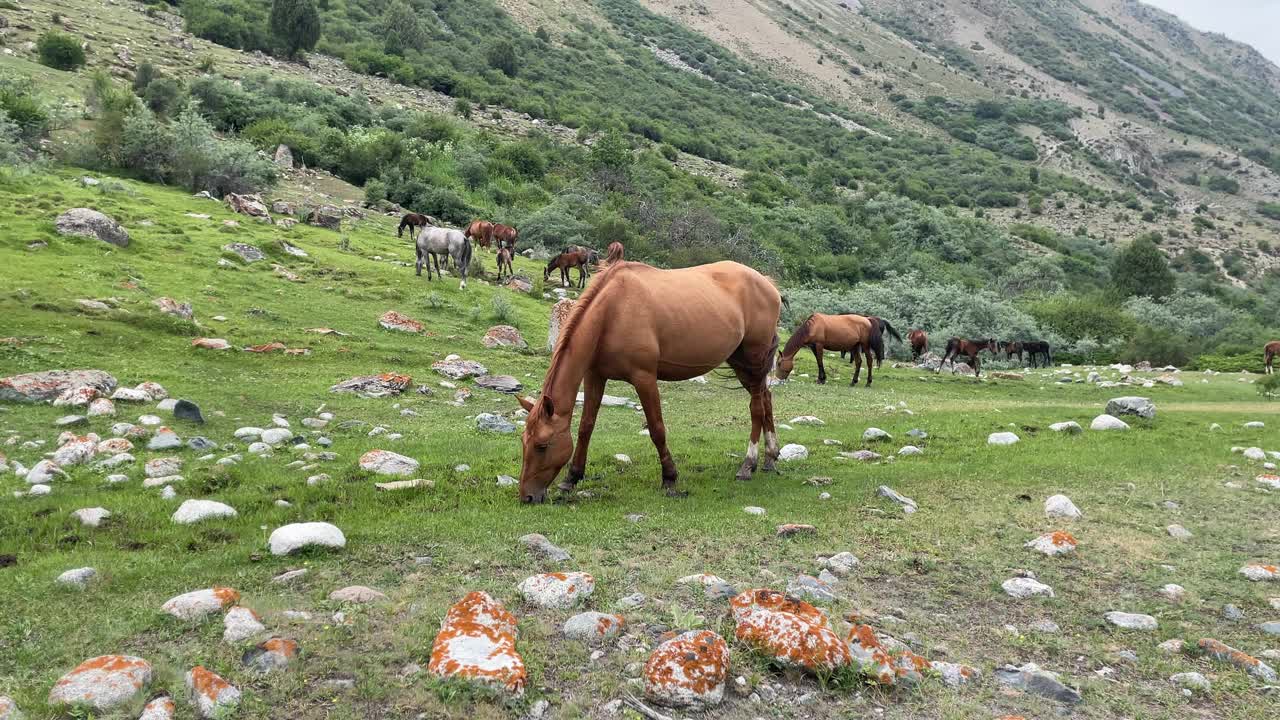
[{"x1": 521, "y1": 490, "x2": 547, "y2": 504}]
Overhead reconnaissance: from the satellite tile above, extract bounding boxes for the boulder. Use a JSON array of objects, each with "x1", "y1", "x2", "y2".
[
  {"x1": 222, "y1": 606, "x2": 266, "y2": 643},
  {"x1": 172, "y1": 499, "x2": 238, "y2": 525},
  {"x1": 1240, "y1": 564, "x2": 1280, "y2": 581},
  {"x1": 222, "y1": 242, "x2": 265, "y2": 262},
  {"x1": 730, "y1": 588, "x2": 850, "y2": 672},
  {"x1": 1106, "y1": 396, "x2": 1155, "y2": 419},
  {"x1": 1104, "y1": 611, "x2": 1158, "y2": 630},
  {"x1": 268, "y1": 522, "x2": 346, "y2": 555},
  {"x1": 987, "y1": 432, "x2": 1020, "y2": 445},
  {"x1": 562, "y1": 611, "x2": 625, "y2": 644},
  {"x1": 224, "y1": 193, "x2": 270, "y2": 218},
  {"x1": 56, "y1": 567, "x2": 98, "y2": 588},
  {"x1": 273, "y1": 144, "x2": 294, "y2": 169},
  {"x1": 55, "y1": 208, "x2": 129, "y2": 247},
  {"x1": 173, "y1": 400, "x2": 204, "y2": 423},
  {"x1": 1090, "y1": 414, "x2": 1129, "y2": 431},
  {"x1": 433, "y1": 358, "x2": 488, "y2": 379},
  {"x1": 153, "y1": 297, "x2": 193, "y2": 320},
  {"x1": 1049, "y1": 421, "x2": 1082, "y2": 434},
  {"x1": 1044, "y1": 494, "x2": 1082, "y2": 519},
  {"x1": 243, "y1": 637, "x2": 300, "y2": 674},
  {"x1": 778, "y1": 443, "x2": 808, "y2": 461},
  {"x1": 329, "y1": 373, "x2": 413, "y2": 397},
  {"x1": 55, "y1": 385, "x2": 101, "y2": 406},
  {"x1": 379, "y1": 310, "x2": 424, "y2": 333},
  {"x1": 48, "y1": 655, "x2": 152, "y2": 712},
  {"x1": 306, "y1": 205, "x2": 343, "y2": 230},
  {"x1": 482, "y1": 325, "x2": 527, "y2": 349},
  {"x1": 162, "y1": 587, "x2": 240, "y2": 621},
  {"x1": 847, "y1": 624, "x2": 931, "y2": 685},
  {"x1": 475, "y1": 375, "x2": 523, "y2": 394},
  {"x1": 517, "y1": 571, "x2": 595, "y2": 609},
  {"x1": 0, "y1": 369, "x2": 117, "y2": 403},
  {"x1": 186, "y1": 666, "x2": 240, "y2": 719},
  {"x1": 643, "y1": 630, "x2": 728, "y2": 708},
  {"x1": 358, "y1": 449, "x2": 418, "y2": 476},
  {"x1": 428, "y1": 591, "x2": 526, "y2": 692},
  {"x1": 1003, "y1": 577, "x2": 1055, "y2": 599},
  {"x1": 547, "y1": 299, "x2": 575, "y2": 351},
  {"x1": 519, "y1": 533, "x2": 571, "y2": 563},
  {"x1": 1026, "y1": 531, "x2": 1078, "y2": 556}
]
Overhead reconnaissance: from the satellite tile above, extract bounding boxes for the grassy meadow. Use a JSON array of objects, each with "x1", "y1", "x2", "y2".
[{"x1": 1, "y1": 171, "x2": 1279, "y2": 719}]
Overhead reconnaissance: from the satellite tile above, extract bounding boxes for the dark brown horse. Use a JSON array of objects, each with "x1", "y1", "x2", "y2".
[
  {"x1": 465, "y1": 220, "x2": 494, "y2": 249},
  {"x1": 938, "y1": 337, "x2": 998, "y2": 377},
  {"x1": 1023, "y1": 340, "x2": 1052, "y2": 368},
  {"x1": 908, "y1": 329, "x2": 928, "y2": 361},
  {"x1": 492, "y1": 223, "x2": 519, "y2": 251},
  {"x1": 1002, "y1": 341, "x2": 1024, "y2": 365},
  {"x1": 516, "y1": 260, "x2": 781, "y2": 502},
  {"x1": 1265, "y1": 341, "x2": 1280, "y2": 374},
  {"x1": 777, "y1": 313, "x2": 878, "y2": 386},
  {"x1": 397, "y1": 212, "x2": 434, "y2": 238},
  {"x1": 545, "y1": 247, "x2": 593, "y2": 289},
  {"x1": 495, "y1": 244, "x2": 514, "y2": 282},
  {"x1": 840, "y1": 316, "x2": 900, "y2": 368}
]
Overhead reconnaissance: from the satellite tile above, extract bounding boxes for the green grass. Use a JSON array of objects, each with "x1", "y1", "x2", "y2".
[{"x1": 2, "y1": 170, "x2": 1280, "y2": 719}]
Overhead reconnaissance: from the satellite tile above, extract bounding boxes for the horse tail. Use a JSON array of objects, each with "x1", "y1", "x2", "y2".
[
  {"x1": 1045, "y1": 343, "x2": 1052, "y2": 366},
  {"x1": 881, "y1": 319, "x2": 902, "y2": 343}
]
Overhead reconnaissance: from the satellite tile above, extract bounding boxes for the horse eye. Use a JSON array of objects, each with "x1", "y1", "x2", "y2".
[{"x1": 536, "y1": 442, "x2": 550, "y2": 451}]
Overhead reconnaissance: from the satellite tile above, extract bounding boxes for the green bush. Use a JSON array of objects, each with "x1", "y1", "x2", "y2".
[
  {"x1": 1193, "y1": 352, "x2": 1265, "y2": 373},
  {"x1": 182, "y1": 0, "x2": 271, "y2": 53},
  {"x1": 1029, "y1": 295, "x2": 1136, "y2": 344},
  {"x1": 0, "y1": 76, "x2": 50, "y2": 139},
  {"x1": 143, "y1": 77, "x2": 186, "y2": 116},
  {"x1": 37, "y1": 31, "x2": 86, "y2": 71},
  {"x1": 1206, "y1": 174, "x2": 1240, "y2": 194},
  {"x1": 486, "y1": 41, "x2": 519, "y2": 77},
  {"x1": 1111, "y1": 235, "x2": 1174, "y2": 299},
  {"x1": 269, "y1": 0, "x2": 321, "y2": 58}
]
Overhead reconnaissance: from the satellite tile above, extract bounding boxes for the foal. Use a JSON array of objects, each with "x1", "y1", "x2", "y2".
[
  {"x1": 938, "y1": 337, "x2": 998, "y2": 377},
  {"x1": 544, "y1": 247, "x2": 592, "y2": 288},
  {"x1": 495, "y1": 244, "x2": 514, "y2": 282}
]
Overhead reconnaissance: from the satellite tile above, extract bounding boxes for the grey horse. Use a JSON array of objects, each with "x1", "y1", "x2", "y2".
[{"x1": 416, "y1": 226, "x2": 473, "y2": 289}]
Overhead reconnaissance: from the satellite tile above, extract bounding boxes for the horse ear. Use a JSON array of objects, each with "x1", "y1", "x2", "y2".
[{"x1": 518, "y1": 395, "x2": 536, "y2": 412}]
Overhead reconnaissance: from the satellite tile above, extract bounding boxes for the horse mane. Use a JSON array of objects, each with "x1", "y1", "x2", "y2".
[
  {"x1": 781, "y1": 314, "x2": 817, "y2": 357},
  {"x1": 537, "y1": 261, "x2": 630, "y2": 414}
]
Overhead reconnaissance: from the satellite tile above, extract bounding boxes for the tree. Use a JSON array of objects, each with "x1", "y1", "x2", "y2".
[
  {"x1": 1111, "y1": 234, "x2": 1175, "y2": 299},
  {"x1": 486, "y1": 41, "x2": 519, "y2": 77},
  {"x1": 37, "y1": 31, "x2": 86, "y2": 71},
  {"x1": 270, "y1": 0, "x2": 321, "y2": 59},
  {"x1": 381, "y1": 1, "x2": 426, "y2": 57}
]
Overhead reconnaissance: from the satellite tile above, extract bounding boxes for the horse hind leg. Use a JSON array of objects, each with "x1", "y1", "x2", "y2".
[{"x1": 727, "y1": 357, "x2": 769, "y2": 481}]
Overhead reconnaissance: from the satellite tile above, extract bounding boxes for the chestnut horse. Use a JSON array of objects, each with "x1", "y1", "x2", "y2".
[
  {"x1": 605, "y1": 241, "x2": 624, "y2": 265},
  {"x1": 515, "y1": 260, "x2": 782, "y2": 502},
  {"x1": 492, "y1": 223, "x2": 519, "y2": 251},
  {"x1": 1002, "y1": 341, "x2": 1024, "y2": 365},
  {"x1": 545, "y1": 247, "x2": 593, "y2": 288},
  {"x1": 908, "y1": 329, "x2": 928, "y2": 361},
  {"x1": 495, "y1": 244, "x2": 514, "y2": 282},
  {"x1": 841, "y1": 316, "x2": 901, "y2": 368},
  {"x1": 464, "y1": 220, "x2": 494, "y2": 249},
  {"x1": 777, "y1": 313, "x2": 878, "y2": 386},
  {"x1": 938, "y1": 337, "x2": 998, "y2": 377},
  {"x1": 397, "y1": 212, "x2": 434, "y2": 238},
  {"x1": 1265, "y1": 341, "x2": 1280, "y2": 374}
]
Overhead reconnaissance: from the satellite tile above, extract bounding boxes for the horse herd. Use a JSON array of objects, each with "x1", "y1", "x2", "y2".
[{"x1": 398, "y1": 212, "x2": 612, "y2": 290}]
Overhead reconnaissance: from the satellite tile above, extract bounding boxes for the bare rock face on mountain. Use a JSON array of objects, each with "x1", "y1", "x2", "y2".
[
  {"x1": 273, "y1": 144, "x2": 294, "y2": 169},
  {"x1": 56, "y1": 209, "x2": 129, "y2": 247},
  {"x1": 224, "y1": 193, "x2": 270, "y2": 219},
  {"x1": 306, "y1": 206, "x2": 342, "y2": 230}
]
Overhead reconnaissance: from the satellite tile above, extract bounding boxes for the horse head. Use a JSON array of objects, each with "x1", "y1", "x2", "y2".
[
  {"x1": 516, "y1": 394, "x2": 573, "y2": 504},
  {"x1": 775, "y1": 351, "x2": 795, "y2": 380},
  {"x1": 986, "y1": 339, "x2": 1000, "y2": 353}
]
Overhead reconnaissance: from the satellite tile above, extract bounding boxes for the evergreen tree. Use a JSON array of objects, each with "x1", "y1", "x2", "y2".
[
  {"x1": 381, "y1": 1, "x2": 426, "y2": 57},
  {"x1": 270, "y1": 0, "x2": 321, "y2": 59},
  {"x1": 1111, "y1": 234, "x2": 1175, "y2": 299}
]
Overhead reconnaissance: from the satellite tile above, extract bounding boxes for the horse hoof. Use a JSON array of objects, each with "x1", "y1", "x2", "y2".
[{"x1": 735, "y1": 469, "x2": 752, "y2": 482}]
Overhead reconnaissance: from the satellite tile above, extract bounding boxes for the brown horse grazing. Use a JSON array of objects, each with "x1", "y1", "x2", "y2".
[
  {"x1": 492, "y1": 223, "x2": 518, "y2": 251},
  {"x1": 841, "y1": 316, "x2": 901, "y2": 368},
  {"x1": 464, "y1": 220, "x2": 494, "y2": 249},
  {"x1": 545, "y1": 247, "x2": 593, "y2": 288},
  {"x1": 908, "y1": 329, "x2": 928, "y2": 361},
  {"x1": 495, "y1": 244, "x2": 514, "y2": 282},
  {"x1": 938, "y1": 337, "x2": 998, "y2": 377},
  {"x1": 397, "y1": 213, "x2": 434, "y2": 238},
  {"x1": 515, "y1": 260, "x2": 782, "y2": 503},
  {"x1": 1002, "y1": 341, "x2": 1024, "y2": 365},
  {"x1": 1266, "y1": 341, "x2": 1280, "y2": 374},
  {"x1": 777, "y1": 313, "x2": 878, "y2": 386}
]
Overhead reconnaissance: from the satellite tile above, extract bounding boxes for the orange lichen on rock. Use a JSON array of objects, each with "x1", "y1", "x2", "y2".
[
  {"x1": 1198, "y1": 638, "x2": 1278, "y2": 681},
  {"x1": 643, "y1": 630, "x2": 729, "y2": 708},
  {"x1": 48, "y1": 655, "x2": 153, "y2": 711},
  {"x1": 428, "y1": 591, "x2": 526, "y2": 693},
  {"x1": 731, "y1": 588, "x2": 850, "y2": 671},
  {"x1": 846, "y1": 624, "x2": 931, "y2": 685},
  {"x1": 244, "y1": 342, "x2": 287, "y2": 353},
  {"x1": 1026, "y1": 530, "x2": 1078, "y2": 556}
]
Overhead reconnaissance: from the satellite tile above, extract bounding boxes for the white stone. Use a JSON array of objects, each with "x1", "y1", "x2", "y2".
[
  {"x1": 145, "y1": 457, "x2": 183, "y2": 478},
  {"x1": 56, "y1": 567, "x2": 97, "y2": 588},
  {"x1": 172, "y1": 500, "x2": 238, "y2": 525},
  {"x1": 162, "y1": 588, "x2": 238, "y2": 620},
  {"x1": 789, "y1": 416, "x2": 824, "y2": 425},
  {"x1": 987, "y1": 432, "x2": 1020, "y2": 445},
  {"x1": 260, "y1": 428, "x2": 293, "y2": 446},
  {"x1": 222, "y1": 606, "x2": 266, "y2": 643},
  {"x1": 1244, "y1": 447, "x2": 1267, "y2": 461},
  {"x1": 897, "y1": 445, "x2": 922, "y2": 456},
  {"x1": 518, "y1": 571, "x2": 595, "y2": 609},
  {"x1": 862, "y1": 427, "x2": 891, "y2": 441},
  {"x1": 1049, "y1": 421, "x2": 1082, "y2": 434},
  {"x1": 1090, "y1": 414, "x2": 1129, "y2": 431},
  {"x1": 822, "y1": 552, "x2": 859, "y2": 576},
  {"x1": 71, "y1": 507, "x2": 111, "y2": 527},
  {"x1": 1104, "y1": 611, "x2": 1158, "y2": 630},
  {"x1": 778, "y1": 444, "x2": 808, "y2": 461},
  {"x1": 359, "y1": 449, "x2": 419, "y2": 476},
  {"x1": 1003, "y1": 577, "x2": 1055, "y2": 599},
  {"x1": 1044, "y1": 494, "x2": 1082, "y2": 519},
  {"x1": 743, "y1": 506, "x2": 766, "y2": 515},
  {"x1": 268, "y1": 522, "x2": 346, "y2": 555},
  {"x1": 234, "y1": 427, "x2": 263, "y2": 440}
]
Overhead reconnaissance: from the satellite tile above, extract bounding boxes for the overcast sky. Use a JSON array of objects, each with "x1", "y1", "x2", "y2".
[{"x1": 1143, "y1": 0, "x2": 1280, "y2": 66}]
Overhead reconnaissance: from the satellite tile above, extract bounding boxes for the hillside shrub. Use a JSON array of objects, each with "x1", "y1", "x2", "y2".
[
  {"x1": 269, "y1": 0, "x2": 321, "y2": 59},
  {"x1": 37, "y1": 31, "x2": 86, "y2": 71}
]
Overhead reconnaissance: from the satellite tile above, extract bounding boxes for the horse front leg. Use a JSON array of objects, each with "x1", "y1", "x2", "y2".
[
  {"x1": 863, "y1": 345, "x2": 875, "y2": 387},
  {"x1": 761, "y1": 388, "x2": 779, "y2": 472},
  {"x1": 736, "y1": 389, "x2": 766, "y2": 481},
  {"x1": 972, "y1": 354, "x2": 981, "y2": 378},
  {"x1": 632, "y1": 374, "x2": 680, "y2": 495},
  {"x1": 812, "y1": 345, "x2": 827, "y2": 384},
  {"x1": 563, "y1": 371, "x2": 604, "y2": 493},
  {"x1": 415, "y1": 249, "x2": 423, "y2": 277},
  {"x1": 852, "y1": 347, "x2": 862, "y2": 386}
]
